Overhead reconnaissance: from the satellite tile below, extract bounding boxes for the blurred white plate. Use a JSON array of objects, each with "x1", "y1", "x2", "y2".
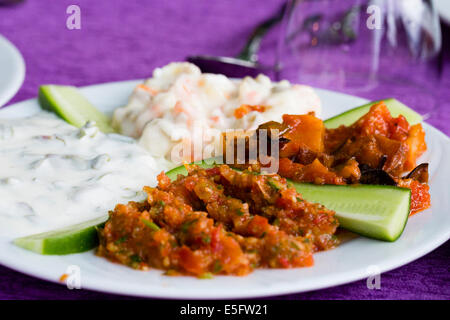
[
  {"x1": 434, "y1": 0, "x2": 450, "y2": 24},
  {"x1": 0, "y1": 80, "x2": 448, "y2": 299},
  {"x1": 0, "y1": 35, "x2": 25, "y2": 107}
]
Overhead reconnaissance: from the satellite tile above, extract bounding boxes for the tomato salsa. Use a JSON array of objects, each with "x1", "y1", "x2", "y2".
[{"x1": 97, "y1": 165, "x2": 339, "y2": 277}]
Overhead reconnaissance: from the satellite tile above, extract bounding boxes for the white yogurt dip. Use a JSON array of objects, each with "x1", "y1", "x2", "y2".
[
  {"x1": 113, "y1": 62, "x2": 321, "y2": 163},
  {"x1": 0, "y1": 111, "x2": 168, "y2": 237}
]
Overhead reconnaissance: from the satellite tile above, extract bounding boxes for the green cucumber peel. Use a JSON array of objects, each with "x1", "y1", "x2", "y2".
[
  {"x1": 39, "y1": 85, "x2": 115, "y2": 133},
  {"x1": 324, "y1": 98, "x2": 423, "y2": 129},
  {"x1": 13, "y1": 215, "x2": 108, "y2": 255}
]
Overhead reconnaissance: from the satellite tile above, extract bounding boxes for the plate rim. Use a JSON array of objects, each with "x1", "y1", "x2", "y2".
[
  {"x1": 0, "y1": 79, "x2": 449, "y2": 299},
  {"x1": 434, "y1": 0, "x2": 450, "y2": 24},
  {"x1": 0, "y1": 35, "x2": 26, "y2": 108}
]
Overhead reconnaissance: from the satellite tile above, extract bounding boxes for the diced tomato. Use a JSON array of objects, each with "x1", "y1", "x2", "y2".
[
  {"x1": 183, "y1": 176, "x2": 197, "y2": 192},
  {"x1": 157, "y1": 171, "x2": 172, "y2": 189},
  {"x1": 388, "y1": 115, "x2": 410, "y2": 141},
  {"x1": 247, "y1": 215, "x2": 270, "y2": 237},
  {"x1": 176, "y1": 246, "x2": 207, "y2": 276},
  {"x1": 278, "y1": 158, "x2": 300, "y2": 180},
  {"x1": 355, "y1": 102, "x2": 391, "y2": 136},
  {"x1": 398, "y1": 179, "x2": 431, "y2": 215},
  {"x1": 210, "y1": 226, "x2": 223, "y2": 253},
  {"x1": 205, "y1": 166, "x2": 221, "y2": 177},
  {"x1": 278, "y1": 257, "x2": 290, "y2": 268},
  {"x1": 293, "y1": 253, "x2": 314, "y2": 267}
]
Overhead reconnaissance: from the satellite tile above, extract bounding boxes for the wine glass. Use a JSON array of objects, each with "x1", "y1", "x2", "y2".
[{"x1": 276, "y1": 0, "x2": 443, "y2": 121}]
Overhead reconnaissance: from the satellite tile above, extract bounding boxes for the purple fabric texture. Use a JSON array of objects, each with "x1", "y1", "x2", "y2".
[{"x1": 0, "y1": 0, "x2": 448, "y2": 300}]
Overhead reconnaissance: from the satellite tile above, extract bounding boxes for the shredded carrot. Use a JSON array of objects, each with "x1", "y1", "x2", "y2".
[
  {"x1": 137, "y1": 84, "x2": 158, "y2": 96},
  {"x1": 234, "y1": 104, "x2": 266, "y2": 119},
  {"x1": 173, "y1": 101, "x2": 186, "y2": 115},
  {"x1": 183, "y1": 84, "x2": 191, "y2": 94},
  {"x1": 59, "y1": 273, "x2": 69, "y2": 283}
]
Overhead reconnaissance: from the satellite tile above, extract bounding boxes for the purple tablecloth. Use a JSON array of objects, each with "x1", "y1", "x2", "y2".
[{"x1": 0, "y1": 0, "x2": 448, "y2": 300}]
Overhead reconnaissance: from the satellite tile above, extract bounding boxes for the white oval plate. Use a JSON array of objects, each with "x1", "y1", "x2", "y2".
[
  {"x1": 434, "y1": 0, "x2": 450, "y2": 24},
  {"x1": 0, "y1": 80, "x2": 449, "y2": 299},
  {"x1": 0, "y1": 35, "x2": 25, "y2": 108}
]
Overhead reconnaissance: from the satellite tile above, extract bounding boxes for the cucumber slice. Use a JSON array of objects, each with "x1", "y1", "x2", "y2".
[
  {"x1": 13, "y1": 215, "x2": 107, "y2": 255},
  {"x1": 39, "y1": 85, "x2": 115, "y2": 133},
  {"x1": 166, "y1": 162, "x2": 411, "y2": 242},
  {"x1": 324, "y1": 98, "x2": 423, "y2": 129},
  {"x1": 294, "y1": 184, "x2": 410, "y2": 241}
]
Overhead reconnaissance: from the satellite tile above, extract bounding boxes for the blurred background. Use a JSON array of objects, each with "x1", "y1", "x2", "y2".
[
  {"x1": 0, "y1": 1, "x2": 448, "y2": 124},
  {"x1": 0, "y1": 0, "x2": 448, "y2": 300}
]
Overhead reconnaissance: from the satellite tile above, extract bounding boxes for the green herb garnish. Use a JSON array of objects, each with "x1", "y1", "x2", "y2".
[
  {"x1": 266, "y1": 178, "x2": 281, "y2": 191},
  {"x1": 202, "y1": 234, "x2": 211, "y2": 244},
  {"x1": 213, "y1": 260, "x2": 222, "y2": 273},
  {"x1": 290, "y1": 241, "x2": 300, "y2": 250},
  {"x1": 199, "y1": 272, "x2": 213, "y2": 279},
  {"x1": 180, "y1": 219, "x2": 198, "y2": 233},
  {"x1": 141, "y1": 218, "x2": 160, "y2": 231},
  {"x1": 115, "y1": 236, "x2": 127, "y2": 244},
  {"x1": 130, "y1": 254, "x2": 142, "y2": 263}
]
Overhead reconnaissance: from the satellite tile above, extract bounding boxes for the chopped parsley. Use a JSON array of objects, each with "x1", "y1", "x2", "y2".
[
  {"x1": 130, "y1": 254, "x2": 142, "y2": 263},
  {"x1": 180, "y1": 219, "x2": 198, "y2": 233},
  {"x1": 202, "y1": 234, "x2": 211, "y2": 244},
  {"x1": 115, "y1": 236, "x2": 127, "y2": 244},
  {"x1": 266, "y1": 178, "x2": 281, "y2": 191},
  {"x1": 213, "y1": 260, "x2": 222, "y2": 273},
  {"x1": 141, "y1": 218, "x2": 160, "y2": 231},
  {"x1": 198, "y1": 272, "x2": 213, "y2": 279},
  {"x1": 290, "y1": 241, "x2": 300, "y2": 250}
]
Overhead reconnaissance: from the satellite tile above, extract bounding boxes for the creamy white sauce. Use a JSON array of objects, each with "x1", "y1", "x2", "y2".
[
  {"x1": 0, "y1": 111, "x2": 169, "y2": 237},
  {"x1": 113, "y1": 62, "x2": 321, "y2": 163}
]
